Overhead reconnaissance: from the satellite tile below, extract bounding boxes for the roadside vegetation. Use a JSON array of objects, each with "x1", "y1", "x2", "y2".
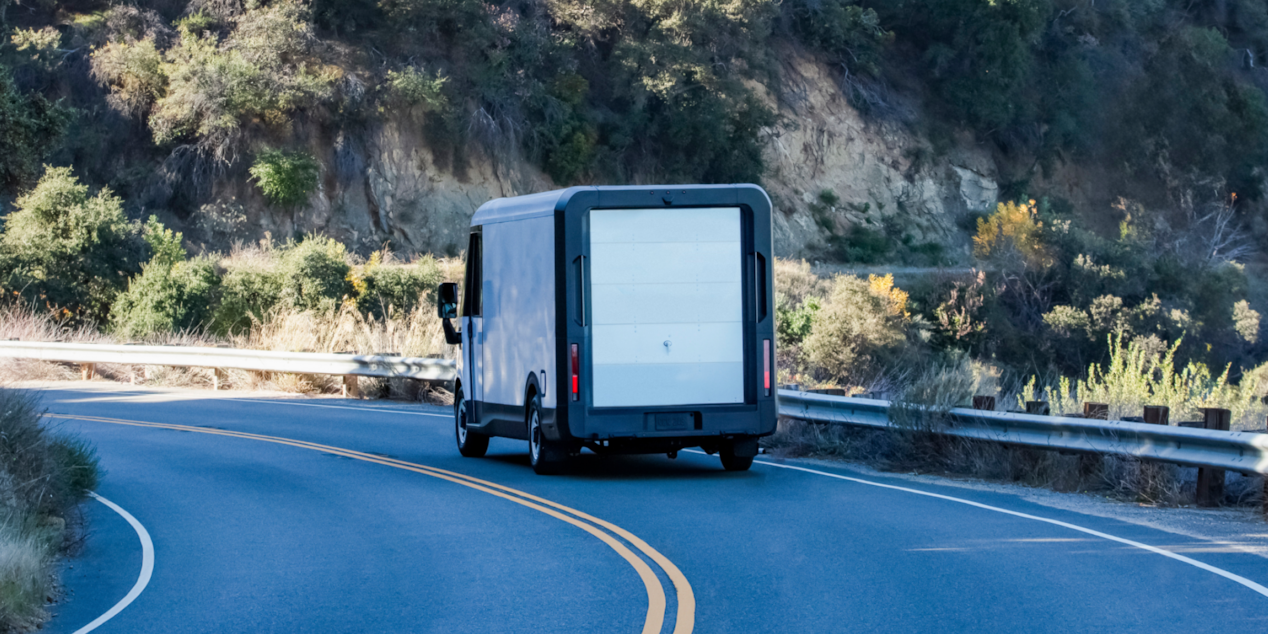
[
  {"x1": 0, "y1": 389, "x2": 99, "y2": 632},
  {"x1": 0, "y1": 165, "x2": 460, "y2": 397},
  {"x1": 772, "y1": 194, "x2": 1266, "y2": 507}
]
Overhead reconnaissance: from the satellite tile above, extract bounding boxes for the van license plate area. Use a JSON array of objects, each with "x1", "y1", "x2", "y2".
[{"x1": 649, "y1": 412, "x2": 699, "y2": 431}]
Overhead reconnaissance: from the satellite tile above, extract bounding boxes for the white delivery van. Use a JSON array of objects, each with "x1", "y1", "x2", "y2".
[{"x1": 437, "y1": 185, "x2": 777, "y2": 474}]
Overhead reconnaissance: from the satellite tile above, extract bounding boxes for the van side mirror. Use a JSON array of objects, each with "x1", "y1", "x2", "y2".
[{"x1": 437, "y1": 282, "x2": 459, "y2": 319}]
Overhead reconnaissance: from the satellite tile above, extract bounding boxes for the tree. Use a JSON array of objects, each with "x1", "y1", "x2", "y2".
[{"x1": 0, "y1": 166, "x2": 144, "y2": 323}]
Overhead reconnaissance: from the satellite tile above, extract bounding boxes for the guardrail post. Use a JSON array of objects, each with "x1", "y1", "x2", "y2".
[
  {"x1": 1076, "y1": 402, "x2": 1110, "y2": 483},
  {"x1": 1083, "y1": 402, "x2": 1109, "y2": 420},
  {"x1": 1143, "y1": 406, "x2": 1170, "y2": 425},
  {"x1": 972, "y1": 396, "x2": 996, "y2": 411},
  {"x1": 79, "y1": 363, "x2": 95, "y2": 380},
  {"x1": 342, "y1": 375, "x2": 360, "y2": 399},
  {"x1": 211, "y1": 368, "x2": 227, "y2": 391},
  {"x1": 1025, "y1": 401, "x2": 1049, "y2": 415},
  {"x1": 1195, "y1": 408, "x2": 1231, "y2": 507}
]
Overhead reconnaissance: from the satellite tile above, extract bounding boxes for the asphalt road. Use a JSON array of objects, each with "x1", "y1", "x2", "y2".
[{"x1": 33, "y1": 384, "x2": 1268, "y2": 633}]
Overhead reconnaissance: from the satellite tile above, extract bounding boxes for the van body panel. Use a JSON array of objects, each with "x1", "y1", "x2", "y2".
[{"x1": 479, "y1": 217, "x2": 556, "y2": 410}]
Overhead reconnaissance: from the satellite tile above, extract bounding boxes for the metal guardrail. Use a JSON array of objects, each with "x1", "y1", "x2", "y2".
[
  {"x1": 0, "y1": 341, "x2": 456, "y2": 381},
  {"x1": 2, "y1": 341, "x2": 1263, "y2": 477},
  {"x1": 777, "y1": 390, "x2": 1268, "y2": 476}
]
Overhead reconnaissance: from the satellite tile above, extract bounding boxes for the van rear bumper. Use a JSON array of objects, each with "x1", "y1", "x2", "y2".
[{"x1": 561, "y1": 399, "x2": 777, "y2": 443}]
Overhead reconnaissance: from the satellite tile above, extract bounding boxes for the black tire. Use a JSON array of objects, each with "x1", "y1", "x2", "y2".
[
  {"x1": 720, "y1": 437, "x2": 756, "y2": 471},
  {"x1": 720, "y1": 453, "x2": 754, "y2": 471},
  {"x1": 528, "y1": 394, "x2": 567, "y2": 475},
  {"x1": 455, "y1": 386, "x2": 488, "y2": 458}
]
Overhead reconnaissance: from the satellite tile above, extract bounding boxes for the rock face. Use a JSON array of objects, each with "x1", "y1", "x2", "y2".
[
  {"x1": 212, "y1": 119, "x2": 551, "y2": 256},
  {"x1": 758, "y1": 56, "x2": 999, "y2": 260},
  {"x1": 216, "y1": 52, "x2": 999, "y2": 260}
]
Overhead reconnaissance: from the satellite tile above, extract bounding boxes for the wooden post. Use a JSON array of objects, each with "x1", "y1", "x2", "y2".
[
  {"x1": 1143, "y1": 406, "x2": 1170, "y2": 425},
  {"x1": 342, "y1": 375, "x2": 360, "y2": 399},
  {"x1": 1195, "y1": 408, "x2": 1231, "y2": 507},
  {"x1": 1083, "y1": 402, "x2": 1109, "y2": 420},
  {"x1": 79, "y1": 363, "x2": 95, "y2": 380},
  {"x1": 972, "y1": 395, "x2": 996, "y2": 411},
  {"x1": 1025, "y1": 401, "x2": 1050, "y2": 415},
  {"x1": 211, "y1": 368, "x2": 227, "y2": 391}
]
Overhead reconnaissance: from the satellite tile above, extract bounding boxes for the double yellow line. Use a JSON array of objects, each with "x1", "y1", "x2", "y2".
[{"x1": 52, "y1": 414, "x2": 695, "y2": 634}]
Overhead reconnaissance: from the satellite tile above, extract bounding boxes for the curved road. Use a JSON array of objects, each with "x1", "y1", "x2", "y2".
[{"x1": 36, "y1": 384, "x2": 1268, "y2": 633}]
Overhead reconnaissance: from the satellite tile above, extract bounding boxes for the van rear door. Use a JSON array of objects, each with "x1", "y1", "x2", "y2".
[{"x1": 588, "y1": 207, "x2": 744, "y2": 408}]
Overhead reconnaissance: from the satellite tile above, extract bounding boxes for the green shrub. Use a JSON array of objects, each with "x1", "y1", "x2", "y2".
[
  {"x1": 110, "y1": 256, "x2": 220, "y2": 338},
  {"x1": 1116, "y1": 26, "x2": 1268, "y2": 195},
  {"x1": 0, "y1": 166, "x2": 144, "y2": 323},
  {"x1": 776, "y1": 294, "x2": 820, "y2": 346},
  {"x1": 385, "y1": 67, "x2": 448, "y2": 111},
  {"x1": 142, "y1": 216, "x2": 186, "y2": 269},
  {"x1": 278, "y1": 236, "x2": 352, "y2": 313},
  {"x1": 782, "y1": 0, "x2": 892, "y2": 78},
  {"x1": 249, "y1": 149, "x2": 321, "y2": 208},
  {"x1": 0, "y1": 68, "x2": 73, "y2": 194},
  {"x1": 804, "y1": 274, "x2": 915, "y2": 384},
  {"x1": 132, "y1": 0, "x2": 336, "y2": 160},
  {"x1": 869, "y1": 0, "x2": 1049, "y2": 129},
  {"x1": 840, "y1": 225, "x2": 890, "y2": 263},
  {"x1": 0, "y1": 389, "x2": 98, "y2": 515},
  {"x1": 212, "y1": 260, "x2": 284, "y2": 335},
  {"x1": 355, "y1": 255, "x2": 443, "y2": 319},
  {"x1": 1021, "y1": 335, "x2": 1267, "y2": 429},
  {"x1": 89, "y1": 36, "x2": 166, "y2": 117}
]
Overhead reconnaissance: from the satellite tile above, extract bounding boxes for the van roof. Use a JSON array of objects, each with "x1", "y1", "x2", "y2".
[
  {"x1": 470, "y1": 188, "x2": 573, "y2": 226},
  {"x1": 470, "y1": 184, "x2": 768, "y2": 226}
]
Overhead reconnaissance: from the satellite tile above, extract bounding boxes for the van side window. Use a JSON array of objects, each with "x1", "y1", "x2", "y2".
[{"x1": 462, "y1": 231, "x2": 482, "y2": 317}]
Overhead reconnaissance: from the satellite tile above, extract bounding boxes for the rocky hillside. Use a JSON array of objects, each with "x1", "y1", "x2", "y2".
[
  {"x1": 7, "y1": 0, "x2": 1267, "y2": 264},
  {"x1": 267, "y1": 51, "x2": 1005, "y2": 261}
]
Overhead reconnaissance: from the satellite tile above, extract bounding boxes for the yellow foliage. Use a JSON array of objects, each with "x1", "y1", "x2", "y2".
[
  {"x1": 867, "y1": 273, "x2": 909, "y2": 317},
  {"x1": 973, "y1": 200, "x2": 1053, "y2": 268}
]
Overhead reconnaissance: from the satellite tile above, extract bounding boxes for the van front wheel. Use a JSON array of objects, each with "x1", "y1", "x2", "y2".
[
  {"x1": 455, "y1": 387, "x2": 488, "y2": 458},
  {"x1": 528, "y1": 395, "x2": 567, "y2": 475}
]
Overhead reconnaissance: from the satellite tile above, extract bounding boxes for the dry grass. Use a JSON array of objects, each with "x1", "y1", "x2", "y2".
[
  {"x1": 0, "y1": 389, "x2": 98, "y2": 632},
  {"x1": 0, "y1": 520, "x2": 51, "y2": 632}
]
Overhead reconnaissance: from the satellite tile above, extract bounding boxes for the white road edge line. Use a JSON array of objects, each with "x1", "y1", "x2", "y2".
[
  {"x1": 234, "y1": 398, "x2": 449, "y2": 417},
  {"x1": 687, "y1": 450, "x2": 1268, "y2": 599},
  {"x1": 72, "y1": 493, "x2": 155, "y2": 634}
]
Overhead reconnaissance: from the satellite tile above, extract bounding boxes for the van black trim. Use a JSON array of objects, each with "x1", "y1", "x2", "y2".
[{"x1": 469, "y1": 400, "x2": 556, "y2": 442}]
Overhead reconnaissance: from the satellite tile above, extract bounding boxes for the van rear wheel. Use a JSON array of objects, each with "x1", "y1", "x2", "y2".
[
  {"x1": 528, "y1": 395, "x2": 567, "y2": 475},
  {"x1": 720, "y1": 436, "x2": 757, "y2": 471},
  {"x1": 455, "y1": 387, "x2": 488, "y2": 458}
]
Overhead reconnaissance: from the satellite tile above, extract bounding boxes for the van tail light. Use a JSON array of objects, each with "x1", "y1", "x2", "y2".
[
  {"x1": 763, "y1": 339, "x2": 771, "y2": 397},
  {"x1": 570, "y1": 343, "x2": 579, "y2": 401}
]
